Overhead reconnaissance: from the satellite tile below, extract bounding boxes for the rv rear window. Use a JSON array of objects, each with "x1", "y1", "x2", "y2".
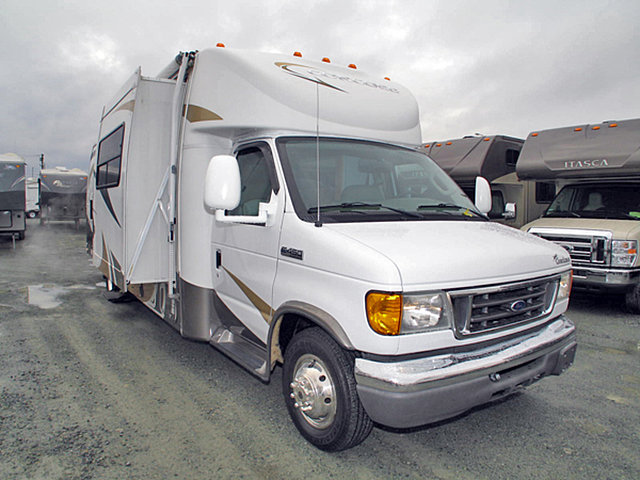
[{"x1": 97, "y1": 124, "x2": 124, "y2": 189}]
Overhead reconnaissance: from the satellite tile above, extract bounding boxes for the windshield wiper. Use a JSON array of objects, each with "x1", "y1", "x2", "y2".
[
  {"x1": 545, "y1": 210, "x2": 581, "y2": 218},
  {"x1": 417, "y1": 203, "x2": 484, "y2": 218},
  {"x1": 308, "y1": 202, "x2": 422, "y2": 219}
]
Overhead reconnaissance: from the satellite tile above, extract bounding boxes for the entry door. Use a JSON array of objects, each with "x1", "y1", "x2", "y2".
[{"x1": 210, "y1": 142, "x2": 283, "y2": 346}]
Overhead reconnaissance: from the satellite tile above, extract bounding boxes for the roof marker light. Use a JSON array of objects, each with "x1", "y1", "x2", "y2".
[
  {"x1": 216, "y1": 43, "x2": 225, "y2": 48},
  {"x1": 436, "y1": 143, "x2": 442, "y2": 147},
  {"x1": 574, "y1": 127, "x2": 583, "y2": 132},
  {"x1": 293, "y1": 51, "x2": 302, "y2": 57},
  {"x1": 446, "y1": 142, "x2": 452, "y2": 145},
  {"x1": 609, "y1": 123, "x2": 618, "y2": 128},
  {"x1": 322, "y1": 57, "x2": 331, "y2": 63},
  {"x1": 384, "y1": 77, "x2": 391, "y2": 81},
  {"x1": 483, "y1": 137, "x2": 491, "y2": 141},
  {"x1": 593, "y1": 126, "x2": 601, "y2": 130},
  {"x1": 424, "y1": 144, "x2": 431, "y2": 148},
  {"x1": 348, "y1": 63, "x2": 357, "y2": 69},
  {"x1": 531, "y1": 133, "x2": 539, "y2": 137}
]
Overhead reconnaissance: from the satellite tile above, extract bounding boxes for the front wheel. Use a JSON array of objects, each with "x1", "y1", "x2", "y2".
[{"x1": 282, "y1": 327, "x2": 373, "y2": 451}]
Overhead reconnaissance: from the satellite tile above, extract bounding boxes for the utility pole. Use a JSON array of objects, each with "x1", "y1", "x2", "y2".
[{"x1": 39, "y1": 153, "x2": 45, "y2": 170}]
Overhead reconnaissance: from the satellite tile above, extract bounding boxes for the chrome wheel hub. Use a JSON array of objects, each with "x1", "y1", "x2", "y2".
[{"x1": 289, "y1": 354, "x2": 336, "y2": 429}]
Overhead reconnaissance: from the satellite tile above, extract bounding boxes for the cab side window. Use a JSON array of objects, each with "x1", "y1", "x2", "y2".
[{"x1": 229, "y1": 145, "x2": 276, "y2": 216}]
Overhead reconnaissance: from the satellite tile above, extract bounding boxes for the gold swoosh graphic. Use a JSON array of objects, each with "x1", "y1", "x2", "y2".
[
  {"x1": 223, "y1": 267, "x2": 272, "y2": 324},
  {"x1": 186, "y1": 104, "x2": 223, "y2": 122}
]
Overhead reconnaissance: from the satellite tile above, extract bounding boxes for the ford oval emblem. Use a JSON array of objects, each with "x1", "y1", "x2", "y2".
[{"x1": 510, "y1": 300, "x2": 527, "y2": 312}]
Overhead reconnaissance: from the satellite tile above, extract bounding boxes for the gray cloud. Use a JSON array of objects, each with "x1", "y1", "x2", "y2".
[{"x1": 1, "y1": 0, "x2": 639, "y2": 172}]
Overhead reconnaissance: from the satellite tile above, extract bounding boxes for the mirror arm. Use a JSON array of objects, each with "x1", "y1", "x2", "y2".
[{"x1": 214, "y1": 202, "x2": 271, "y2": 224}]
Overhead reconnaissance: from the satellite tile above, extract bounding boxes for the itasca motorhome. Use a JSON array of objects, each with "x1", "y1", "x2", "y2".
[
  {"x1": 39, "y1": 166, "x2": 88, "y2": 227},
  {"x1": 0, "y1": 153, "x2": 27, "y2": 241},
  {"x1": 519, "y1": 118, "x2": 640, "y2": 310},
  {"x1": 90, "y1": 46, "x2": 576, "y2": 450},
  {"x1": 424, "y1": 136, "x2": 555, "y2": 228}
]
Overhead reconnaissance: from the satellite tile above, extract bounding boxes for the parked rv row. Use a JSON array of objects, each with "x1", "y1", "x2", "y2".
[
  {"x1": 425, "y1": 118, "x2": 640, "y2": 311},
  {"x1": 9, "y1": 44, "x2": 639, "y2": 451},
  {"x1": 0, "y1": 153, "x2": 87, "y2": 241}
]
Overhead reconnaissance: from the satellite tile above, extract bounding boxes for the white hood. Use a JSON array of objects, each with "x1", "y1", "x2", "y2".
[{"x1": 326, "y1": 220, "x2": 570, "y2": 290}]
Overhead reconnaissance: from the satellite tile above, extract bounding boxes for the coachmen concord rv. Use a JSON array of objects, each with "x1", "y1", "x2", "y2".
[
  {"x1": 424, "y1": 136, "x2": 555, "y2": 228},
  {"x1": 39, "y1": 166, "x2": 88, "y2": 227},
  {"x1": 519, "y1": 118, "x2": 640, "y2": 310},
  {"x1": 89, "y1": 46, "x2": 576, "y2": 451},
  {"x1": 0, "y1": 153, "x2": 27, "y2": 241}
]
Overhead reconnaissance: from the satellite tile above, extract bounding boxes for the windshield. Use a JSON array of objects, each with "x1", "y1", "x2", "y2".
[
  {"x1": 276, "y1": 137, "x2": 482, "y2": 223},
  {"x1": 0, "y1": 163, "x2": 24, "y2": 193},
  {"x1": 544, "y1": 184, "x2": 640, "y2": 220}
]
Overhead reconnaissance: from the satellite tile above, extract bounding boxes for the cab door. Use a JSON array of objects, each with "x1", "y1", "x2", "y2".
[{"x1": 210, "y1": 141, "x2": 283, "y2": 346}]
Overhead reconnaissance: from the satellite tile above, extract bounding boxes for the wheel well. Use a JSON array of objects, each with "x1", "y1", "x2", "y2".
[
  {"x1": 277, "y1": 313, "x2": 313, "y2": 358},
  {"x1": 270, "y1": 310, "x2": 356, "y2": 372}
]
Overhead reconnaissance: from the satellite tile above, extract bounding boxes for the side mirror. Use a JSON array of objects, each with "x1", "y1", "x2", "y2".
[
  {"x1": 204, "y1": 154, "x2": 274, "y2": 225},
  {"x1": 204, "y1": 155, "x2": 241, "y2": 211},
  {"x1": 503, "y1": 202, "x2": 516, "y2": 220},
  {"x1": 474, "y1": 176, "x2": 492, "y2": 214}
]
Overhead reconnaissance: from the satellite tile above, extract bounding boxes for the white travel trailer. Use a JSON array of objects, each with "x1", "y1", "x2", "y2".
[
  {"x1": 0, "y1": 152, "x2": 27, "y2": 241},
  {"x1": 90, "y1": 47, "x2": 576, "y2": 450},
  {"x1": 424, "y1": 136, "x2": 555, "y2": 228},
  {"x1": 39, "y1": 166, "x2": 88, "y2": 227},
  {"x1": 519, "y1": 118, "x2": 640, "y2": 310}
]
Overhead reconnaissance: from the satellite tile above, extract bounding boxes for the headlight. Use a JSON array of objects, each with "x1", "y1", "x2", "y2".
[
  {"x1": 557, "y1": 271, "x2": 572, "y2": 302},
  {"x1": 366, "y1": 291, "x2": 452, "y2": 336},
  {"x1": 611, "y1": 240, "x2": 638, "y2": 267}
]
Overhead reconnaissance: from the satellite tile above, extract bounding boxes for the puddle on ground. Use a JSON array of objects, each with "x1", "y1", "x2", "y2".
[{"x1": 27, "y1": 284, "x2": 96, "y2": 309}]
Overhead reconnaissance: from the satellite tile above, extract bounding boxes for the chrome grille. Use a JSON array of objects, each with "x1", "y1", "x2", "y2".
[
  {"x1": 531, "y1": 232, "x2": 610, "y2": 266},
  {"x1": 450, "y1": 276, "x2": 559, "y2": 336}
]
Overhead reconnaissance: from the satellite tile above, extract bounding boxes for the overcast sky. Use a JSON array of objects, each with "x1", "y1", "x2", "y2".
[{"x1": 1, "y1": 0, "x2": 639, "y2": 174}]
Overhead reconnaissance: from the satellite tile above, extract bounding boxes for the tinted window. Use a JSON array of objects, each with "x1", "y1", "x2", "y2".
[
  {"x1": 97, "y1": 125, "x2": 124, "y2": 189},
  {"x1": 228, "y1": 146, "x2": 274, "y2": 217},
  {"x1": 535, "y1": 182, "x2": 556, "y2": 203}
]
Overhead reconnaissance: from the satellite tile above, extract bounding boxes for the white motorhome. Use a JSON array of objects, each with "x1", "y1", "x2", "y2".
[
  {"x1": 424, "y1": 136, "x2": 555, "y2": 227},
  {"x1": 0, "y1": 152, "x2": 27, "y2": 240},
  {"x1": 39, "y1": 166, "x2": 88, "y2": 227},
  {"x1": 90, "y1": 47, "x2": 576, "y2": 451},
  {"x1": 519, "y1": 118, "x2": 640, "y2": 310}
]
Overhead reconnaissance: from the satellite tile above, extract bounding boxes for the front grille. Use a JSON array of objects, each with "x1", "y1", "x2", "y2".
[
  {"x1": 532, "y1": 232, "x2": 609, "y2": 266},
  {"x1": 450, "y1": 276, "x2": 559, "y2": 336}
]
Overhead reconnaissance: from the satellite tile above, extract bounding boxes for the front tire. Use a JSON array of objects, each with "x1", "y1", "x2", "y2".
[{"x1": 282, "y1": 327, "x2": 373, "y2": 451}]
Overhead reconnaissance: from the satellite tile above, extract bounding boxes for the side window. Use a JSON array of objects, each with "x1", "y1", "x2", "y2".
[
  {"x1": 229, "y1": 146, "x2": 275, "y2": 216},
  {"x1": 535, "y1": 182, "x2": 556, "y2": 204},
  {"x1": 97, "y1": 124, "x2": 124, "y2": 189}
]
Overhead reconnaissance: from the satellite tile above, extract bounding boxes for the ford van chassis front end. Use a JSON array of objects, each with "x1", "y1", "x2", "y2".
[{"x1": 354, "y1": 316, "x2": 576, "y2": 429}]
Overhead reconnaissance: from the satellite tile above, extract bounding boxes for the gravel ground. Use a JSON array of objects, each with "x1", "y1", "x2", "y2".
[{"x1": 0, "y1": 220, "x2": 639, "y2": 479}]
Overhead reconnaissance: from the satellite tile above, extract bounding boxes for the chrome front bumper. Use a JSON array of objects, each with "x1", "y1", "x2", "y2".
[
  {"x1": 571, "y1": 265, "x2": 640, "y2": 288},
  {"x1": 354, "y1": 316, "x2": 576, "y2": 428}
]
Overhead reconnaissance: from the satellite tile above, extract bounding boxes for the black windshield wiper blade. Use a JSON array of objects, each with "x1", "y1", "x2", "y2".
[
  {"x1": 308, "y1": 202, "x2": 380, "y2": 213},
  {"x1": 417, "y1": 203, "x2": 483, "y2": 217},
  {"x1": 546, "y1": 210, "x2": 581, "y2": 218},
  {"x1": 308, "y1": 202, "x2": 422, "y2": 219}
]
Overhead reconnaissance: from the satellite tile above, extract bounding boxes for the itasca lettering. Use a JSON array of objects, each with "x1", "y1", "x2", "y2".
[{"x1": 564, "y1": 159, "x2": 609, "y2": 169}]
